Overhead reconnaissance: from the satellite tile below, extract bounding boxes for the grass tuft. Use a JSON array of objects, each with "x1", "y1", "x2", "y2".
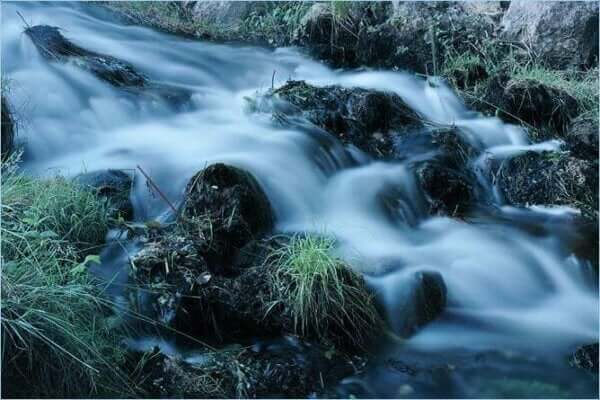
[
  {"x1": 267, "y1": 235, "x2": 381, "y2": 347},
  {"x1": 1, "y1": 156, "x2": 135, "y2": 397}
]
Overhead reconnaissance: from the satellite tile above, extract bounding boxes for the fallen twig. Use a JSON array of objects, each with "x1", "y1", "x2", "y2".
[{"x1": 136, "y1": 165, "x2": 177, "y2": 214}]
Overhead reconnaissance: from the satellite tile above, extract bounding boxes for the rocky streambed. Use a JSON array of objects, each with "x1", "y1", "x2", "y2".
[{"x1": 1, "y1": 1, "x2": 598, "y2": 398}]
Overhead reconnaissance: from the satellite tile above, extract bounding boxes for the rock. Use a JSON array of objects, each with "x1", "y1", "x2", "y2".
[
  {"x1": 501, "y1": 1, "x2": 599, "y2": 69},
  {"x1": 186, "y1": 1, "x2": 252, "y2": 31},
  {"x1": 180, "y1": 163, "x2": 274, "y2": 273},
  {"x1": 570, "y1": 343, "x2": 599, "y2": 374},
  {"x1": 24, "y1": 25, "x2": 191, "y2": 106},
  {"x1": 25, "y1": 25, "x2": 146, "y2": 87},
  {"x1": 495, "y1": 151, "x2": 598, "y2": 219},
  {"x1": 565, "y1": 118, "x2": 599, "y2": 161},
  {"x1": 383, "y1": 270, "x2": 447, "y2": 337},
  {"x1": 1, "y1": 96, "x2": 14, "y2": 158},
  {"x1": 138, "y1": 339, "x2": 361, "y2": 398},
  {"x1": 270, "y1": 80, "x2": 421, "y2": 158},
  {"x1": 74, "y1": 169, "x2": 134, "y2": 220},
  {"x1": 411, "y1": 128, "x2": 481, "y2": 217}
]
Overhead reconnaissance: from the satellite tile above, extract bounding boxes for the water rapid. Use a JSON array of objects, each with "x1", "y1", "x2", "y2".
[{"x1": 2, "y1": 2, "x2": 597, "y2": 397}]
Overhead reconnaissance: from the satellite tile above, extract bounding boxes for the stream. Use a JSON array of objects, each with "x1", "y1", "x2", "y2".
[{"x1": 2, "y1": 2, "x2": 598, "y2": 397}]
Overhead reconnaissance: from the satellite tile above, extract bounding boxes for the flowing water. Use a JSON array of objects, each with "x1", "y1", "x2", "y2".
[{"x1": 2, "y1": 2, "x2": 598, "y2": 397}]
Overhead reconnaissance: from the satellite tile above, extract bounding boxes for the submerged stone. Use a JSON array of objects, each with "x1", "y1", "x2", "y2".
[
  {"x1": 570, "y1": 343, "x2": 599, "y2": 374},
  {"x1": 386, "y1": 270, "x2": 447, "y2": 337}
]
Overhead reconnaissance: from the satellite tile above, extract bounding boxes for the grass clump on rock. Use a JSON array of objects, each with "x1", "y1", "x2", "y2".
[
  {"x1": 267, "y1": 235, "x2": 382, "y2": 348},
  {"x1": 0, "y1": 158, "x2": 135, "y2": 397}
]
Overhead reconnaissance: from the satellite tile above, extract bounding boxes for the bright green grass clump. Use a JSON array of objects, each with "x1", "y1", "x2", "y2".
[
  {"x1": 268, "y1": 235, "x2": 381, "y2": 347},
  {"x1": 0, "y1": 158, "x2": 134, "y2": 397}
]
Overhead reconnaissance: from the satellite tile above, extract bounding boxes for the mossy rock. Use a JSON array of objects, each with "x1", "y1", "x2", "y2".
[
  {"x1": 495, "y1": 151, "x2": 598, "y2": 220},
  {"x1": 270, "y1": 80, "x2": 421, "y2": 158},
  {"x1": 180, "y1": 163, "x2": 274, "y2": 274}
]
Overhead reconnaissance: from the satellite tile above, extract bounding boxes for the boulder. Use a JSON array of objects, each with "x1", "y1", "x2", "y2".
[
  {"x1": 569, "y1": 343, "x2": 599, "y2": 374},
  {"x1": 180, "y1": 163, "x2": 274, "y2": 272},
  {"x1": 74, "y1": 169, "x2": 134, "y2": 220},
  {"x1": 1, "y1": 96, "x2": 14, "y2": 158},
  {"x1": 270, "y1": 80, "x2": 421, "y2": 158},
  {"x1": 501, "y1": 1, "x2": 599, "y2": 69},
  {"x1": 495, "y1": 151, "x2": 598, "y2": 220}
]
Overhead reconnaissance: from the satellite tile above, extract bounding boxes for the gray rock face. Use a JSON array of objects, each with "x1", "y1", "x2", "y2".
[
  {"x1": 501, "y1": 1, "x2": 599, "y2": 69},
  {"x1": 186, "y1": 1, "x2": 251, "y2": 30}
]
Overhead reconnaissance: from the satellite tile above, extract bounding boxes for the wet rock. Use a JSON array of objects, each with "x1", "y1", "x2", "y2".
[
  {"x1": 495, "y1": 151, "x2": 598, "y2": 220},
  {"x1": 384, "y1": 270, "x2": 447, "y2": 337},
  {"x1": 180, "y1": 163, "x2": 274, "y2": 272},
  {"x1": 570, "y1": 343, "x2": 599, "y2": 374},
  {"x1": 501, "y1": 1, "x2": 599, "y2": 69},
  {"x1": 412, "y1": 128, "x2": 481, "y2": 217},
  {"x1": 565, "y1": 117, "x2": 599, "y2": 161},
  {"x1": 140, "y1": 339, "x2": 362, "y2": 398},
  {"x1": 25, "y1": 25, "x2": 191, "y2": 106},
  {"x1": 74, "y1": 169, "x2": 134, "y2": 220},
  {"x1": 25, "y1": 25, "x2": 145, "y2": 87},
  {"x1": 270, "y1": 80, "x2": 421, "y2": 158},
  {"x1": 1, "y1": 96, "x2": 14, "y2": 158}
]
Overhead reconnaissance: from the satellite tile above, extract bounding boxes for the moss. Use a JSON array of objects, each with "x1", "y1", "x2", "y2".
[{"x1": 1, "y1": 157, "x2": 136, "y2": 397}]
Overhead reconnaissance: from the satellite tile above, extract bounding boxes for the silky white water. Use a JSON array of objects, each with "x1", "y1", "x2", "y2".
[{"x1": 2, "y1": 2, "x2": 598, "y2": 395}]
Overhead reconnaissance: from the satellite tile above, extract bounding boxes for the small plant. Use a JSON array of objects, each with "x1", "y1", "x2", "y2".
[{"x1": 267, "y1": 234, "x2": 382, "y2": 347}]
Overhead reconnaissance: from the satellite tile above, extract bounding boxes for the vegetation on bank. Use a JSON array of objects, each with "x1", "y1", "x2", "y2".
[
  {"x1": 0, "y1": 157, "x2": 136, "y2": 397},
  {"x1": 104, "y1": 1, "x2": 309, "y2": 45}
]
